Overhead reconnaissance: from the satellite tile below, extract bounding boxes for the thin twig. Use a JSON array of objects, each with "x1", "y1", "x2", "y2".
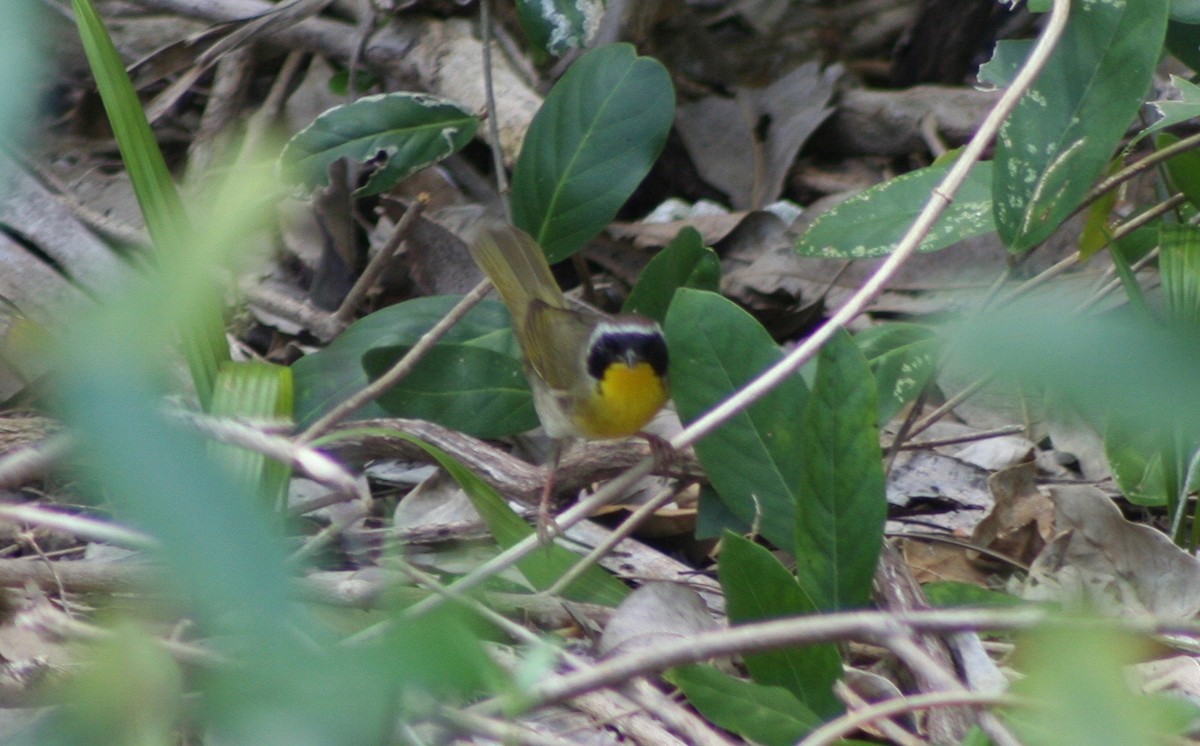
[
  {"x1": 0, "y1": 434, "x2": 72, "y2": 490},
  {"x1": 299, "y1": 277, "x2": 493, "y2": 441},
  {"x1": 527, "y1": 605, "x2": 1200, "y2": 711},
  {"x1": 833, "y1": 680, "x2": 925, "y2": 746},
  {"x1": 0, "y1": 504, "x2": 157, "y2": 551},
  {"x1": 905, "y1": 376, "x2": 993, "y2": 441},
  {"x1": 890, "y1": 424, "x2": 1026, "y2": 450},
  {"x1": 544, "y1": 482, "x2": 684, "y2": 597},
  {"x1": 1081, "y1": 130, "x2": 1200, "y2": 212},
  {"x1": 802, "y1": 690, "x2": 1021, "y2": 746},
  {"x1": 330, "y1": 195, "x2": 428, "y2": 328}
]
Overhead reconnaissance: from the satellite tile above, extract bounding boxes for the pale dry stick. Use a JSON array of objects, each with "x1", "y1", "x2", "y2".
[
  {"x1": 833, "y1": 680, "x2": 925, "y2": 746},
  {"x1": 891, "y1": 424, "x2": 1025, "y2": 450},
  {"x1": 1075, "y1": 193, "x2": 1187, "y2": 311},
  {"x1": 884, "y1": 632, "x2": 1021, "y2": 746},
  {"x1": 179, "y1": 410, "x2": 368, "y2": 500},
  {"x1": 1081, "y1": 130, "x2": 1200, "y2": 213},
  {"x1": 435, "y1": 707, "x2": 578, "y2": 746},
  {"x1": 543, "y1": 482, "x2": 683, "y2": 597},
  {"x1": 393, "y1": 559, "x2": 734, "y2": 746},
  {"x1": 891, "y1": 376, "x2": 992, "y2": 451},
  {"x1": 299, "y1": 278, "x2": 493, "y2": 441},
  {"x1": 0, "y1": 433, "x2": 71, "y2": 490},
  {"x1": 399, "y1": 0, "x2": 1072, "y2": 619},
  {"x1": 525, "y1": 604, "x2": 1200, "y2": 712},
  {"x1": 0, "y1": 504, "x2": 157, "y2": 551},
  {"x1": 329, "y1": 196, "x2": 428, "y2": 329},
  {"x1": 240, "y1": 49, "x2": 308, "y2": 158},
  {"x1": 800, "y1": 690, "x2": 1021, "y2": 746}
]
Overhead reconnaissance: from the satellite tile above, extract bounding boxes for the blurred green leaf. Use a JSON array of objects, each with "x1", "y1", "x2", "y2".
[
  {"x1": 666, "y1": 664, "x2": 820, "y2": 746},
  {"x1": 1159, "y1": 132, "x2": 1200, "y2": 211},
  {"x1": 515, "y1": 0, "x2": 604, "y2": 57},
  {"x1": 795, "y1": 329, "x2": 885, "y2": 611},
  {"x1": 209, "y1": 361, "x2": 294, "y2": 506},
  {"x1": 718, "y1": 532, "x2": 843, "y2": 718},
  {"x1": 1160, "y1": 223, "x2": 1200, "y2": 326},
  {"x1": 352, "y1": 428, "x2": 629, "y2": 606},
  {"x1": 623, "y1": 226, "x2": 721, "y2": 322},
  {"x1": 511, "y1": 44, "x2": 674, "y2": 263},
  {"x1": 279, "y1": 92, "x2": 477, "y2": 196},
  {"x1": 1007, "y1": 623, "x2": 1193, "y2": 746},
  {"x1": 1144, "y1": 75, "x2": 1200, "y2": 141},
  {"x1": 292, "y1": 297, "x2": 518, "y2": 427},
  {"x1": 1105, "y1": 419, "x2": 1169, "y2": 506},
  {"x1": 993, "y1": 0, "x2": 1168, "y2": 252},
  {"x1": 364, "y1": 343, "x2": 537, "y2": 439},
  {"x1": 854, "y1": 323, "x2": 939, "y2": 423},
  {"x1": 1173, "y1": 0, "x2": 1200, "y2": 23},
  {"x1": 665, "y1": 289, "x2": 808, "y2": 551},
  {"x1": 71, "y1": 0, "x2": 228, "y2": 409},
  {"x1": 0, "y1": 1, "x2": 47, "y2": 147},
  {"x1": 795, "y1": 160, "x2": 994, "y2": 259}
]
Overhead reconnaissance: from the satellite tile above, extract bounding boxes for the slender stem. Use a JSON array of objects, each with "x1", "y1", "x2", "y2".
[
  {"x1": 299, "y1": 278, "x2": 493, "y2": 441},
  {"x1": 1081, "y1": 130, "x2": 1200, "y2": 212},
  {"x1": 800, "y1": 691, "x2": 1021, "y2": 746},
  {"x1": 330, "y1": 195, "x2": 427, "y2": 328}
]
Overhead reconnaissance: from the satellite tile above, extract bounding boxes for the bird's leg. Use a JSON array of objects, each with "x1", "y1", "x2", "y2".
[
  {"x1": 536, "y1": 440, "x2": 563, "y2": 544},
  {"x1": 638, "y1": 431, "x2": 676, "y2": 473}
]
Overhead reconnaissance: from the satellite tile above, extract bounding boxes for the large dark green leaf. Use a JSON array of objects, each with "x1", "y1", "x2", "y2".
[
  {"x1": 718, "y1": 532, "x2": 843, "y2": 718},
  {"x1": 292, "y1": 297, "x2": 518, "y2": 428},
  {"x1": 666, "y1": 665, "x2": 820, "y2": 746},
  {"x1": 795, "y1": 329, "x2": 885, "y2": 611},
  {"x1": 623, "y1": 226, "x2": 721, "y2": 322},
  {"x1": 664, "y1": 289, "x2": 808, "y2": 551},
  {"x1": 511, "y1": 44, "x2": 674, "y2": 263},
  {"x1": 364, "y1": 343, "x2": 536, "y2": 439},
  {"x1": 796, "y1": 160, "x2": 994, "y2": 258},
  {"x1": 993, "y1": 0, "x2": 1168, "y2": 252},
  {"x1": 280, "y1": 92, "x2": 478, "y2": 196}
]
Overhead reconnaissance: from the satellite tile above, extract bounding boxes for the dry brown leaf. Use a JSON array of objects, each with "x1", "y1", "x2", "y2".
[
  {"x1": 1023, "y1": 485, "x2": 1200, "y2": 617},
  {"x1": 898, "y1": 537, "x2": 991, "y2": 586},
  {"x1": 971, "y1": 460, "x2": 1055, "y2": 568},
  {"x1": 596, "y1": 582, "x2": 719, "y2": 659}
]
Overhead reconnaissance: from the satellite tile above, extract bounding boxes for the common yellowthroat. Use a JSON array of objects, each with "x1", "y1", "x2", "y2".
[{"x1": 468, "y1": 223, "x2": 670, "y2": 531}]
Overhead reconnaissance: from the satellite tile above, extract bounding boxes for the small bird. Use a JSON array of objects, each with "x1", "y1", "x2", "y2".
[{"x1": 467, "y1": 223, "x2": 670, "y2": 535}]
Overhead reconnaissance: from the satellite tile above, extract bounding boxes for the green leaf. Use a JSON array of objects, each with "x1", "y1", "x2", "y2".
[
  {"x1": 718, "y1": 533, "x2": 843, "y2": 718},
  {"x1": 71, "y1": 0, "x2": 228, "y2": 409},
  {"x1": 209, "y1": 361, "x2": 295, "y2": 505},
  {"x1": 623, "y1": 227, "x2": 721, "y2": 322},
  {"x1": 0, "y1": 2, "x2": 47, "y2": 147},
  {"x1": 1160, "y1": 133, "x2": 1200, "y2": 213},
  {"x1": 853, "y1": 323, "x2": 940, "y2": 424},
  {"x1": 666, "y1": 665, "x2": 821, "y2": 746},
  {"x1": 1008, "y1": 623, "x2": 1192, "y2": 746},
  {"x1": 993, "y1": 0, "x2": 1169, "y2": 252},
  {"x1": 292, "y1": 297, "x2": 518, "y2": 428},
  {"x1": 279, "y1": 92, "x2": 478, "y2": 196},
  {"x1": 1173, "y1": 0, "x2": 1200, "y2": 23},
  {"x1": 978, "y1": 39, "x2": 1035, "y2": 89},
  {"x1": 1143, "y1": 76, "x2": 1200, "y2": 141},
  {"x1": 1105, "y1": 419, "x2": 1168, "y2": 506},
  {"x1": 665, "y1": 289, "x2": 808, "y2": 552},
  {"x1": 514, "y1": 0, "x2": 604, "y2": 57},
  {"x1": 363, "y1": 343, "x2": 537, "y2": 439},
  {"x1": 795, "y1": 329, "x2": 886, "y2": 611},
  {"x1": 511, "y1": 44, "x2": 674, "y2": 263},
  {"x1": 795, "y1": 160, "x2": 994, "y2": 258},
  {"x1": 1160, "y1": 223, "x2": 1200, "y2": 326},
  {"x1": 357, "y1": 428, "x2": 629, "y2": 606}
]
